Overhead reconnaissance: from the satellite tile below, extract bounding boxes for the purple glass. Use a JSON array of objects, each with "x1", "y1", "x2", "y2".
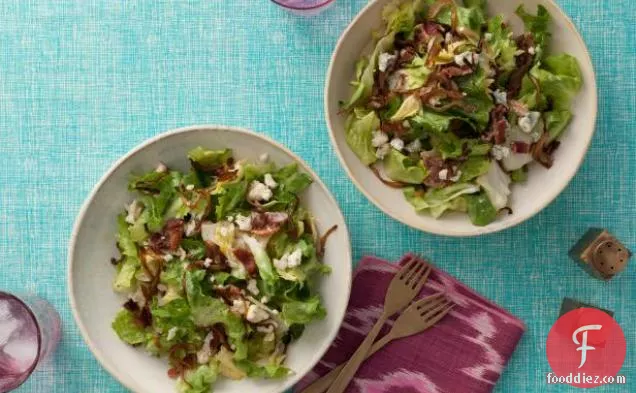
[
  {"x1": 0, "y1": 292, "x2": 61, "y2": 392},
  {"x1": 270, "y1": 0, "x2": 335, "y2": 16}
]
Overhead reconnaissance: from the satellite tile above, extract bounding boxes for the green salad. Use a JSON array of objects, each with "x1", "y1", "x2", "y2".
[
  {"x1": 110, "y1": 147, "x2": 335, "y2": 393},
  {"x1": 343, "y1": 0, "x2": 582, "y2": 226}
]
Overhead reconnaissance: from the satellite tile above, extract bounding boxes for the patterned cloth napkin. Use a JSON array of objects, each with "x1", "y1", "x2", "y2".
[{"x1": 294, "y1": 254, "x2": 526, "y2": 393}]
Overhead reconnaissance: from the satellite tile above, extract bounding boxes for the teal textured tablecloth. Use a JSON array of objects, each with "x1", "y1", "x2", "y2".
[{"x1": 0, "y1": 1, "x2": 633, "y2": 392}]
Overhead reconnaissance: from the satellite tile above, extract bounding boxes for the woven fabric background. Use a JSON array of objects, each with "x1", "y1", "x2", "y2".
[{"x1": 0, "y1": 1, "x2": 633, "y2": 392}]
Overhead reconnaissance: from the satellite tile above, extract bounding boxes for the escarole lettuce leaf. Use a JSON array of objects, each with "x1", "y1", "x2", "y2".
[
  {"x1": 188, "y1": 147, "x2": 232, "y2": 172},
  {"x1": 465, "y1": 192, "x2": 498, "y2": 226},
  {"x1": 128, "y1": 170, "x2": 178, "y2": 232},
  {"x1": 112, "y1": 309, "x2": 146, "y2": 345},
  {"x1": 345, "y1": 109, "x2": 380, "y2": 165},
  {"x1": 485, "y1": 15, "x2": 518, "y2": 72},
  {"x1": 113, "y1": 214, "x2": 140, "y2": 292},
  {"x1": 177, "y1": 364, "x2": 219, "y2": 393},
  {"x1": 344, "y1": 33, "x2": 395, "y2": 109},
  {"x1": 383, "y1": 149, "x2": 428, "y2": 184},
  {"x1": 515, "y1": 4, "x2": 551, "y2": 52},
  {"x1": 281, "y1": 295, "x2": 327, "y2": 326},
  {"x1": 404, "y1": 183, "x2": 480, "y2": 218},
  {"x1": 518, "y1": 53, "x2": 581, "y2": 138}
]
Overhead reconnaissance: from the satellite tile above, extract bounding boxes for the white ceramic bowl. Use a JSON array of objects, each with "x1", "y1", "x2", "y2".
[
  {"x1": 68, "y1": 125, "x2": 352, "y2": 393},
  {"x1": 325, "y1": 0, "x2": 597, "y2": 236}
]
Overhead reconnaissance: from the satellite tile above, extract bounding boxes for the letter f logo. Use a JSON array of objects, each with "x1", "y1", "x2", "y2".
[{"x1": 572, "y1": 325, "x2": 602, "y2": 368}]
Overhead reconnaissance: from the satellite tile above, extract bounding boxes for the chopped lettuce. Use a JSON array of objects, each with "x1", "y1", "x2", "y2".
[
  {"x1": 113, "y1": 215, "x2": 139, "y2": 292},
  {"x1": 476, "y1": 162, "x2": 511, "y2": 210},
  {"x1": 450, "y1": 91, "x2": 494, "y2": 131},
  {"x1": 404, "y1": 183, "x2": 480, "y2": 218},
  {"x1": 237, "y1": 360, "x2": 290, "y2": 379},
  {"x1": 112, "y1": 309, "x2": 146, "y2": 345},
  {"x1": 383, "y1": 149, "x2": 428, "y2": 184},
  {"x1": 177, "y1": 364, "x2": 218, "y2": 393},
  {"x1": 343, "y1": 33, "x2": 395, "y2": 109},
  {"x1": 281, "y1": 296, "x2": 327, "y2": 325},
  {"x1": 216, "y1": 347, "x2": 247, "y2": 380},
  {"x1": 273, "y1": 163, "x2": 312, "y2": 194},
  {"x1": 510, "y1": 167, "x2": 528, "y2": 183},
  {"x1": 213, "y1": 179, "x2": 248, "y2": 221},
  {"x1": 243, "y1": 235, "x2": 277, "y2": 284},
  {"x1": 465, "y1": 193, "x2": 498, "y2": 226},
  {"x1": 515, "y1": 5, "x2": 551, "y2": 52},
  {"x1": 129, "y1": 171, "x2": 178, "y2": 232},
  {"x1": 434, "y1": 2, "x2": 485, "y2": 32},
  {"x1": 188, "y1": 147, "x2": 232, "y2": 172},
  {"x1": 345, "y1": 109, "x2": 381, "y2": 165},
  {"x1": 539, "y1": 54, "x2": 583, "y2": 110},
  {"x1": 382, "y1": 0, "x2": 435, "y2": 35},
  {"x1": 390, "y1": 94, "x2": 423, "y2": 121},
  {"x1": 544, "y1": 110, "x2": 573, "y2": 141},
  {"x1": 391, "y1": 57, "x2": 431, "y2": 92},
  {"x1": 459, "y1": 156, "x2": 491, "y2": 182},
  {"x1": 485, "y1": 15, "x2": 518, "y2": 71}
]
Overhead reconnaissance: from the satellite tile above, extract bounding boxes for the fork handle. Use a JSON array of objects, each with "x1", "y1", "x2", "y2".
[
  {"x1": 299, "y1": 333, "x2": 394, "y2": 393},
  {"x1": 324, "y1": 313, "x2": 389, "y2": 393}
]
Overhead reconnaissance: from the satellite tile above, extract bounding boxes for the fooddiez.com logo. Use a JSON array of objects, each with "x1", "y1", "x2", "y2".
[{"x1": 546, "y1": 308, "x2": 626, "y2": 388}]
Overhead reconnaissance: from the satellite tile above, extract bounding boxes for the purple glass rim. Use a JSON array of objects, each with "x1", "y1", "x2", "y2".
[
  {"x1": 0, "y1": 291, "x2": 42, "y2": 392},
  {"x1": 270, "y1": 0, "x2": 335, "y2": 11}
]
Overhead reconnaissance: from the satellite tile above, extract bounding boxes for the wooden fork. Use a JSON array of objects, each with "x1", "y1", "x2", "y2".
[
  {"x1": 323, "y1": 257, "x2": 432, "y2": 393},
  {"x1": 301, "y1": 293, "x2": 453, "y2": 393}
]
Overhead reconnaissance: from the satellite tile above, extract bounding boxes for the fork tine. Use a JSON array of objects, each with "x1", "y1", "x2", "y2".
[
  {"x1": 420, "y1": 299, "x2": 451, "y2": 318},
  {"x1": 404, "y1": 260, "x2": 426, "y2": 284},
  {"x1": 398, "y1": 257, "x2": 420, "y2": 280},
  {"x1": 412, "y1": 292, "x2": 444, "y2": 308},
  {"x1": 421, "y1": 304, "x2": 455, "y2": 329},
  {"x1": 410, "y1": 263, "x2": 432, "y2": 291},
  {"x1": 415, "y1": 295, "x2": 446, "y2": 312}
]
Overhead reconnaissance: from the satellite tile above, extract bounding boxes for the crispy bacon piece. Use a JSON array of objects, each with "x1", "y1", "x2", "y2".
[
  {"x1": 250, "y1": 211, "x2": 289, "y2": 236},
  {"x1": 167, "y1": 368, "x2": 181, "y2": 379},
  {"x1": 483, "y1": 104, "x2": 508, "y2": 144},
  {"x1": 397, "y1": 46, "x2": 417, "y2": 66},
  {"x1": 197, "y1": 243, "x2": 230, "y2": 272},
  {"x1": 511, "y1": 141, "x2": 530, "y2": 153},
  {"x1": 211, "y1": 159, "x2": 238, "y2": 182},
  {"x1": 232, "y1": 248, "x2": 258, "y2": 277},
  {"x1": 439, "y1": 65, "x2": 473, "y2": 79},
  {"x1": 214, "y1": 284, "x2": 244, "y2": 305},
  {"x1": 413, "y1": 21, "x2": 445, "y2": 50},
  {"x1": 422, "y1": 155, "x2": 451, "y2": 188},
  {"x1": 167, "y1": 343, "x2": 198, "y2": 380},
  {"x1": 210, "y1": 324, "x2": 230, "y2": 351},
  {"x1": 138, "y1": 306, "x2": 152, "y2": 328},
  {"x1": 380, "y1": 120, "x2": 407, "y2": 136},
  {"x1": 149, "y1": 219, "x2": 184, "y2": 252},
  {"x1": 123, "y1": 299, "x2": 139, "y2": 312}
]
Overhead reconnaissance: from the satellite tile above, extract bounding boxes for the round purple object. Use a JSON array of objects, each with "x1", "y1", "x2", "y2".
[
  {"x1": 0, "y1": 292, "x2": 61, "y2": 392},
  {"x1": 271, "y1": 0, "x2": 335, "y2": 15}
]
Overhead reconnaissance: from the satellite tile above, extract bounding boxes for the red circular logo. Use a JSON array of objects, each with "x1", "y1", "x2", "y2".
[{"x1": 546, "y1": 308, "x2": 626, "y2": 388}]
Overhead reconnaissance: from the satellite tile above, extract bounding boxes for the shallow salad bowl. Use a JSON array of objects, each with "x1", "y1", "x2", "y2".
[
  {"x1": 68, "y1": 125, "x2": 352, "y2": 393},
  {"x1": 325, "y1": 0, "x2": 597, "y2": 236}
]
